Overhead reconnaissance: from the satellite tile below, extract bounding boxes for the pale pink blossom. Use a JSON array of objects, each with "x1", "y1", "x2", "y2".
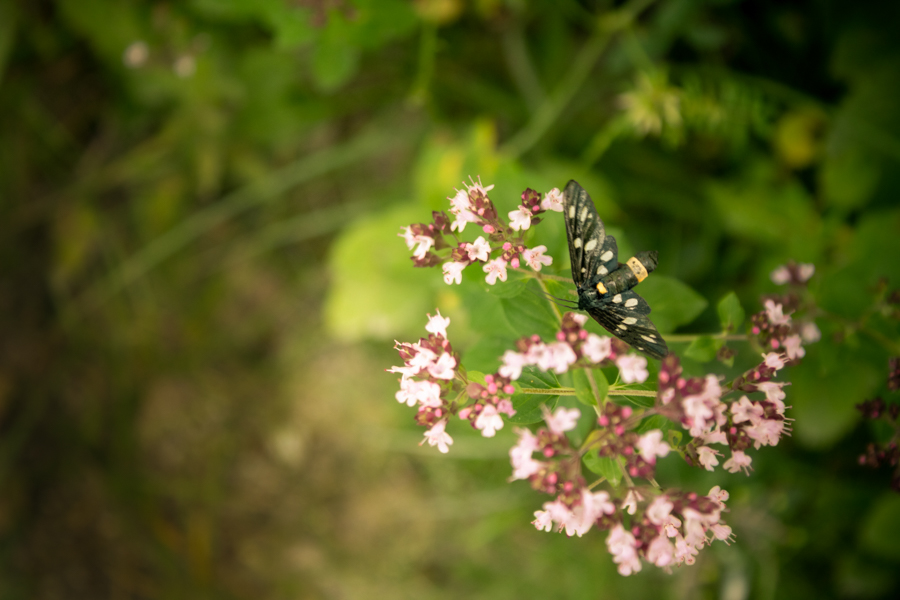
[
  {"x1": 448, "y1": 189, "x2": 478, "y2": 232},
  {"x1": 427, "y1": 352, "x2": 457, "y2": 380},
  {"x1": 746, "y1": 418, "x2": 786, "y2": 448},
  {"x1": 616, "y1": 354, "x2": 648, "y2": 383},
  {"x1": 544, "y1": 406, "x2": 580, "y2": 435},
  {"x1": 723, "y1": 450, "x2": 753, "y2": 474},
  {"x1": 566, "y1": 490, "x2": 616, "y2": 537},
  {"x1": 681, "y1": 380, "x2": 726, "y2": 437},
  {"x1": 483, "y1": 257, "x2": 508, "y2": 285},
  {"x1": 522, "y1": 245, "x2": 553, "y2": 271},
  {"x1": 701, "y1": 429, "x2": 728, "y2": 445},
  {"x1": 709, "y1": 522, "x2": 734, "y2": 543},
  {"x1": 764, "y1": 299, "x2": 791, "y2": 326},
  {"x1": 674, "y1": 536, "x2": 699, "y2": 565},
  {"x1": 646, "y1": 496, "x2": 674, "y2": 526},
  {"x1": 387, "y1": 363, "x2": 417, "y2": 380},
  {"x1": 801, "y1": 321, "x2": 821, "y2": 343},
  {"x1": 770, "y1": 265, "x2": 791, "y2": 285},
  {"x1": 636, "y1": 429, "x2": 670, "y2": 463},
  {"x1": 543, "y1": 342, "x2": 577, "y2": 374},
  {"x1": 646, "y1": 534, "x2": 675, "y2": 567},
  {"x1": 606, "y1": 525, "x2": 642, "y2": 576},
  {"x1": 582, "y1": 334, "x2": 611, "y2": 363},
  {"x1": 425, "y1": 310, "x2": 451, "y2": 338},
  {"x1": 421, "y1": 419, "x2": 453, "y2": 453},
  {"x1": 442, "y1": 261, "x2": 467, "y2": 285},
  {"x1": 498, "y1": 350, "x2": 528, "y2": 380},
  {"x1": 697, "y1": 446, "x2": 720, "y2": 471},
  {"x1": 509, "y1": 428, "x2": 542, "y2": 480},
  {"x1": 408, "y1": 344, "x2": 437, "y2": 371},
  {"x1": 756, "y1": 381, "x2": 787, "y2": 413},
  {"x1": 797, "y1": 263, "x2": 815, "y2": 281},
  {"x1": 708, "y1": 486, "x2": 729, "y2": 506},
  {"x1": 572, "y1": 314, "x2": 588, "y2": 326},
  {"x1": 783, "y1": 334, "x2": 805, "y2": 360},
  {"x1": 396, "y1": 378, "x2": 442, "y2": 408},
  {"x1": 475, "y1": 404, "x2": 504, "y2": 437},
  {"x1": 622, "y1": 489, "x2": 643, "y2": 515},
  {"x1": 731, "y1": 395, "x2": 764, "y2": 425},
  {"x1": 764, "y1": 352, "x2": 786, "y2": 370},
  {"x1": 542, "y1": 187, "x2": 564, "y2": 212},
  {"x1": 508, "y1": 205, "x2": 533, "y2": 231},
  {"x1": 532, "y1": 509, "x2": 554, "y2": 532},
  {"x1": 400, "y1": 226, "x2": 435, "y2": 259},
  {"x1": 465, "y1": 236, "x2": 491, "y2": 262}
]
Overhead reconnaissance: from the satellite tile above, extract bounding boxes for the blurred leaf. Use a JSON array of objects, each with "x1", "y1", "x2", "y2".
[
  {"x1": 717, "y1": 291, "x2": 745, "y2": 332},
  {"x1": 483, "y1": 269, "x2": 529, "y2": 298},
  {"x1": 820, "y1": 147, "x2": 881, "y2": 211},
  {"x1": 500, "y1": 281, "x2": 559, "y2": 340},
  {"x1": 508, "y1": 366, "x2": 559, "y2": 424},
  {"x1": 684, "y1": 335, "x2": 723, "y2": 363},
  {"x1": 859, "y1": 493, "x2": 900, "y2": 561},
  {"x1": 634, "y1": 414, "x2": 673, "y2": 435},
  {"x1": 572, "y1": 369, "x2": 596, "y2": 406},
  {"x1": 637, "y1": 274, "x2": 708, "y2": 333},
  {"x1": 311, "y1": 12, "x2": 359, "y2": 92},
  {"x1": 583, "y1": 452, "x2": 623, "y2": 487}
]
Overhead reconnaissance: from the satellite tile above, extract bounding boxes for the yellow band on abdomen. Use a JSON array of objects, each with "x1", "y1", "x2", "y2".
[{"x1": 626, "y1": 256, "x2": 649, "y2": 282}]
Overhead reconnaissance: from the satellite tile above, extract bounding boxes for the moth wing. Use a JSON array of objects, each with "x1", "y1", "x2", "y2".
[
  {"x1": 588, "y1": 291, "x2": 669, "y2": 359},
  {"x1": 563, "y1": 180, "x2": 606, "y2": 287}
]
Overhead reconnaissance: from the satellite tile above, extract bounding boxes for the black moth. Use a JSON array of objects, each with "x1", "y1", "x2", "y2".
[{"x1": 563, "y1": 180, "x2": 668, "y2": 359}]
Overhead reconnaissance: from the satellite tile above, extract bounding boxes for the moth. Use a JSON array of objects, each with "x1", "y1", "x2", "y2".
[{"x1": 562, "y1": 180, "x2": 668, "y2": 359}]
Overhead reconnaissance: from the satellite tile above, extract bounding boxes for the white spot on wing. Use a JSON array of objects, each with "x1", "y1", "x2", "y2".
[
  {"x1": 579, "y1": 206, "x2": 588, "y2": 222},
  {"x1": 573, "y1": 238, "x2": 582, "y2": 248},
  {"x1": 597, "y1": 265, "x2": 608, "y2": 276},
  {"x1": 617, "y1": 324, "x2": 627, "y2": 331},
  {"x1": 625, "y1": 298, "x2": 638, "y2": 308},
  {"x1": 584, "y1": 239, "x2": 597, "y2": 252},
  {"x1": 568, "y1": 205, "x2": 575, "y2": 219},
  {"x1": 623, "y1": 317, "x2": 637, "y2": 325},
  {"x1": 612, "y1": 294, "x2": 622, "y2": 303},
  {"x1": 600, "y1": 250, "x2": 614, "y2": 262},
  {"x1": 581, "y1": 268, "x2": 586, "y2": 273},
  {"x1": 641, "y1": 335, "x2": 656, "y2": 342}
]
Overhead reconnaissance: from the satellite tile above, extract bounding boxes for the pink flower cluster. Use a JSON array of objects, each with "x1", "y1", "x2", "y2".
[
  {"x1": 398, "y1": 177, "x2": 559, "y2": 287},
  {"x1": 511, "y1": 407, "x2": 732, "y2": 576},
  {"x1": 753, "y1": 261, "x2": 820, "y2": 359},
  {"x1": 655, "y1": 354, "x2": 791, "y2": 475},
  {"x1": 499, "y1": 312, "x2": 650, "y2": 384}
]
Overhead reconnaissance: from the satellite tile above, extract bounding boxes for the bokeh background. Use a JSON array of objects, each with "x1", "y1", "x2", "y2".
[{"x1": 3, "y1": 0, "x2": 900, "y2": 598}]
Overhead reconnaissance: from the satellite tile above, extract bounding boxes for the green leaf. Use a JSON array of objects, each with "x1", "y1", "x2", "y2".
[
  {"x1": 311, "y1": 12, "x2": 359, "y2": 92},
  {"x1": 634, "y1": 414, "x2": 674, "y2": 435},
  {"x1": 499, "y1": 281, "x2": 559, "y2": 339},
  {"x1": 483, "y1": 268, "x2": 529, "y2": 298},
  {"x1": 684, "y1": 335, "x2": 724, "y2": 363},
  {"x1": 571, "y1": 368, "x2": 609, "y2": 406},
  {"x1": 583, "y1": 452, "x2": 623, "y2": 487},
  {"x1": 637, "y1": 275, "x2": 707, "y2": 333},
  {"x1": 860, "y1": 494, "x2": 900, "y2": 561},
  {"x1": 508, "y1": 366, "x2": 560, "y2": 424},
  {"x1": 717, "y1": 291, "x2": 745, "y2": 332}
]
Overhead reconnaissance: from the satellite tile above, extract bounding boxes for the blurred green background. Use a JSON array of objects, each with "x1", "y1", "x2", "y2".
[{"x1": 2, "y1": 0, "x2": 900, "y2": 598}]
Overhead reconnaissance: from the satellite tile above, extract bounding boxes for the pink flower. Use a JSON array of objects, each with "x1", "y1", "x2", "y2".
[
  {"x1": 674, "y1": 536, "x2": 699, "y2": 565},
  {"x1": 797, "y1": 263, "x2": 815, "y2": 281},
  {"x1": 465, "y1": 236, "x2": 491, "y2": 262},
  {"x1": 701, "y1": 429, "x2": 728, "y2": 446},
  {"x1": 522, "y1": 245, "x2": 553, "y2": 271},
  {"x1": 408, "y1": 344, "x2": 437, "y2": 371},
  {"x1": 746, "y1": 418, "x2": 786, "y2": 448},
  {"x1": 475, "y1": 404, "x2": 505, "y2": 437},
  {"x1": 636, "y1": 429, "x2": 671, "y2": 463},
  {"x1": 448, "y1": 189, "x2": 478, "y2": 232},
  {"x1": 442, "y1": 261, "x2": 467, "y2": 285},
  {"x1": 544, "y1": 406, "x2": 581, "y2": 435},
  {"x1": 400, "y1": 226, "x2": 435, "y2": 259},
  {"x1": 646, "y1": 534, "x2": 675, "y2": 567},
  {"x1": 483, "y1": 257, "x2": 508, "y2": 285},
  {"x1": 756, "y1": 381, "x2": 787, "y2": 413},
  {"x1": 571, "y1": 314, "x2": 588, "y2": 326},
  {"x1": 510, "y1": 428, "x2": 542, "y2": 480},
  {"x1": 784, "y1": 334, "x2": 805, "y2": 360},
  {"x1": 622, "y1": 489, "x2": 643, "y2": 515},
  {"x1": 764, "y1": 352, "x2": 786, "y2": 370},
  {"x1": 647, "y1": 496, "x2": 674, "y2": 526},
  {"x1": 731, "y1": 395, "x2": 764, "y2": 425},
  {"x1": 541, "y1": 187, "x2": 564, "y2": 212},
  {"x1": 770, "y1": 265, "x2": 791, "y2": 285},
  {"x1": 723, "y1": 450, "x2": 752, "y2": 474},
  {"x1": 498, "y1": 350, "x2": 528, "y2": 380},
  {"x1": 697, "y1": 446, "x2": 720, "y2": 471},
  {"x1": 428, "y1": 352, "x2": 457, "y2": 380},
  {"x1": 566, "y1": 490, "x2": 615, "y2": 537},
  {"x1": 615, "y1": 354, "x2": 648, "y2": 383},
  {"x1": 582, "y1": 334, "x2": 611, "y2": 363},
  {"x1": 421, "y1": 419, "x2": 453, "y2": 453},
  {"x1": 508, "y1": 205, "x2": 533, "y2": 231},
  {"x1": 396, "y1": 378, "x2": 442, "y2": 407},
  {"x1": 544, "y1": 342, "x2": 577, "y2": 374},
  {"x1": 606, "y1": 525, "x2": 642, "y2": 576},
  {"x1": 425, "y1": 309, "x2": 451, "y2": 338},
  {"x1": 532, "y1": 509, "x2": 554, "y2": 532},
  {"x1": 764, "y1": 299, "x2": 791, "y2": 326},
  {"x1": 801, "y1": 321, "x2": 821, "y2": 343}
]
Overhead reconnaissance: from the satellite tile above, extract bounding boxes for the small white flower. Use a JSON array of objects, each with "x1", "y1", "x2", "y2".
[
  {"x1": 475, "y1": 404, "x2": 505, "y2": 437},
  {"x1": 466, "y1": 236, "x2": 491, "y2": 262},
  {"x1": 421, "y1": 419, "x2": 453, "y2": 453},
  {"x1": 498, "y1": 350, "x2": 528, "y2": 380},
  {"x1": 442, "y1": 261, "x2": 467, "y2": 285},
  {"x1": 615, "y1": 354, "x2": 648, "y2": 384},
  {"x1": 508, "y1": 206, "x2": 533, "y2": 231},
  {"x1": 797, "y1": 263, "x2": 815, "y2": 281},
  {"x1": 541, "y1": 187, "x2": 564, "y2": 212},
  {"x1": 543, "y1": 406, "x2": 580, "y2": 435},
  {"x1": 697, "y1": 446, "x2": 720, "y2": 471},
  {"x1": 483, "y1": 258, "x2": 508, "y2": 285},
  {"x1": 801, "y1": 321, "x2": 821, "y2": 343},
  {"x1": 425, "y1": 310, "x2": 451, "y2": 338},
  {"x1": 783, "y1": 334, "x2": 805, "y2": 360},
  {"x1": 428, "y1": 352, "x2": 457, "y2": 380},
  {"x1": 764, "y1": 299, "x2": 791, "y2": 326},
  {"x1": 582, "y1": 334, "x2": 611, "y2": 363},
  {"x1": 770, "y1": 265, "x2": 791, "y2": 285},
  {"x1": 522, "y1": 245, "x2": 553, "y2": 271},
  {"x1": 636, "y1": 429, "x2": 670, "y2": 463}
]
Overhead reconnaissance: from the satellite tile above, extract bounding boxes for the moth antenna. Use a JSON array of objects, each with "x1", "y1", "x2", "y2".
[{"x1": 531, "y1": 288, "x2": 579, "y2": 309}]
